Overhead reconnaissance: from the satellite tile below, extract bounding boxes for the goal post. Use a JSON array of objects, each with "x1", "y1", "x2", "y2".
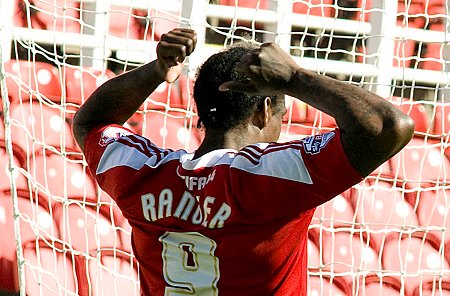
[{"x1": 1, "y1": 0, "x2": 450, "y2": 295}]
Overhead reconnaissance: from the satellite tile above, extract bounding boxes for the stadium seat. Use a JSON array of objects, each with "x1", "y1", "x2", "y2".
[
  {"x1": 389, "y1": 137, "x2": 450, "y2": 184},
  {"x1": 22, "y1": 240, "x2": 79, "y2": 296},
  {"x1": 381, "y1": 232, "x2": 449, "y2": 295},
  {"x1": 139, "y1": 111, "x2": 202, "y2": 151},
  {"x1": 0, "y1": 141, "x2": 28, "y2": 191},
  {"x1": 305, "y1": 105, "x2": 336, "y2": 129},
  {"x1": 109, "y1": 5, "x2": 179, "y2": 42},
  {"x1": 320, "y1": 228, "x2": 380, "y2": 274},
  {"x1": 279, "y1": 124, "x2": 315, "y2": 142},
  {"x1": 412, "y1": 280, "x2": 450, "y2": 296},
  {"x1": 30, "y1": 152, "x2": 97, "y2": 199},
  {"x1": 283, "y1": 96, "x2": 307, "y2": 124},
  {"x1": 308, "y1": 273, "x2": 351, "y2": 296},
  {"x1": 0, "y1": 189, "x2": 57, "y2": 261},
  {"x1": 307, "y1": 238, "x2": 321, "y2": 268},
  {"x1": 53, "y1": 201, "x2": 123, "y2": 253},
  {"x1": 358, "y1": 274, "x2": 404, "y2": 296},
  {"x1": 431, "y1": 102, "x2": 450, "y2": 136},
  {"x1": 109, "y1": 5, "x2": 142, "y2": 40},
  {"x1": 415, "y1": 188, "x2": 450, "y2": 243},
  {"x1": 311, "y1": 193, "x2": 355, "y2": 228},
  {"x1": 88, "y1": 249, "x2": 140, "y2": 296},
  {"x1": 141, "y1": 81, "x2": 185, "y2": 111},
  {"x1": 63, "y1": 66, "x2": 115, "y2": 105},
  {"x1": 9, "y1": 101, "x2": 78, "y2": 156},
  {"x1": 4, "y1": 60, "x2": 61, "y2": 103},
  {"x1": 351, "y1": 179, "x2": 418, "y2": 249},
  {"x1": 14, "y1": 0, "x2": 80, "y2": 33},
  {"x1": 293, "y1": 0, "x2": 335, "y2": 18},
  {"x1": 421, "y1": 22, "x2": 446, "y2": 71}
]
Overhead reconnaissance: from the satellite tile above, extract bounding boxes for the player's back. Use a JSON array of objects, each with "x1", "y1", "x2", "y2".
[
  {"x1": 84, "y1": 125, "x2": 362, "y2": 295},
  {"x1": 116, "y1": 148, "x2": 314, "y2": 296}
]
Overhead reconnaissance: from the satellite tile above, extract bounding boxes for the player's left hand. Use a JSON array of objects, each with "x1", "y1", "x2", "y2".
[
  {"x1": 155, "y1": 28, "x2": 197, "y2": 83},
  {"x1": 219, "y1": 43, "x2": 300, "y2": 95}
]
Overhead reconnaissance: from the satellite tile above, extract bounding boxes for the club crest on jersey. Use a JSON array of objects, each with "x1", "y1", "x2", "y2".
[
  {"x1": 99, "y1": 127, "x2": 132, "y2": 147},
  {"x1": 302, "y1": 131, "x2": 335, "y2": 155}
]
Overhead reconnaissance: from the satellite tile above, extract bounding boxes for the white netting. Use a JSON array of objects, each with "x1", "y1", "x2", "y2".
[{"x1": 0, "y1": 0, "x2": 449, "y2": 295}]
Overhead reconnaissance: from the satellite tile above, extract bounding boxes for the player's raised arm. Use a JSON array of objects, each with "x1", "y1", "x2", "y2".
[
  {"x1": 72, "y1": 29, "x2": 197, "y2": 150},
  {"x1": 219, "y1": 42, "x2": 415, "y2": 177}
]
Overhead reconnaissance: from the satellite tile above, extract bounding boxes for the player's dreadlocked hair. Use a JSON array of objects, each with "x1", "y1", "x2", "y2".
[{"x1": 193, "y1": 42, "x2": 281, "y2": 131}]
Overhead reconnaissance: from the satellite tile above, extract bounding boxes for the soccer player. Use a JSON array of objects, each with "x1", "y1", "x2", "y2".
[{"x1": 72, "y1": 28, "x2": 414, "y2": 295}]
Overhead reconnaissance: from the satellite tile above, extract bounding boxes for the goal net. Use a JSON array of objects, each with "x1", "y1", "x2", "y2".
[{"x1": 0, "y1": 0, "x2": 449, "y2": 295}]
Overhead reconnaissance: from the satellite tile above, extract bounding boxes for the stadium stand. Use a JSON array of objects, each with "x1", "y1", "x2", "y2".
[
  {"x1": 3, "y1": 60, "x2": 61, "y2": 104},
  {"x1": 87, "y1": 249, "x2": 140, "y2": 296},
  {"x1": 2, "y1": 0, "x2": 450, "y2": 295},
  {"x1": 52, "y1": 200, "x2": 123, "y2": 253},
  {"x1": 9, "y1": 101, "x2": 78, "y2": 157}
]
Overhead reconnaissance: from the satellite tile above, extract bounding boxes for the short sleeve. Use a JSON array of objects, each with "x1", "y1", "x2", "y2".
[
  {"x1": 229, "y1": 129, "x2": 363, "y2": 220},
  {"x1": 83, "y1": 124, "x2": 172, "y2": 199}
]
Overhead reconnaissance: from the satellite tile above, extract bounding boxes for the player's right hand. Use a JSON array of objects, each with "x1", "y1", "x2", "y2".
[
  {"x1": 219, "y1": 43, "x2": 300, "y2": 96},
  {"x1": 156, "y1": 28, "x2": 197, "y2": 83}
]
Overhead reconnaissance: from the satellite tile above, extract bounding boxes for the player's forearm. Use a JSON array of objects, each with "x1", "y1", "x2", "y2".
[
  {"x1": 72, "y1": 60, "x2": 164, "y2": 148},
  {"x1": 286, "y1": 69, "x2": 415, "y2": 176}
]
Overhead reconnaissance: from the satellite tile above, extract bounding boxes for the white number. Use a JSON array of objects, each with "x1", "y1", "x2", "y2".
[{"x1": 159, "y1": 232, "x2": 220, "y2": 296}]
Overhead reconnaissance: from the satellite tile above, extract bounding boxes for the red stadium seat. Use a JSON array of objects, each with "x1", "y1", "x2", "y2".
[
  {"x1": 432, "y1": 102, "x2": 450, "y2": 136},
  {"x1": 141, "y1": 81, "x2": 185, "y2": 110},
  {"x1": 421, "y1": 22, "x2": 446, "y2": 71},
  {"x1": 307, "y1": 238, "x2": 321, "y2": 268},
  {"x1": 279, "y1": 124, "x2": 315, "y2": 142},
  {"x1": 88, "y1": 249, "x2": 140, "y2": 296},
  {"x1": 412, "y1": 280, "x2": 450, "y2": 296},
  {"x1": 389, "y1": 137, "x2": 450, "y2": 184},
  {"x1": 305, "y1": 105, "x2": 336, "y2": 128},
  {"x1": 139, "y1": 111, "x2": 202, "y2": 151},
  {"x1": 358, "y1": 274, "x2": 404, "y2": 296},
  {"x1": 53, "y1": 201, "x2": 123, "y2": 253},
  {"x1": 312, "y1": 193, "x2": 355, "y2": 228},
  {"x1": 9, "y1": 101, "x2": 78, "y2": 156},
  {"x1": 15, "y1": 0, "x2": 80, "y2": 33},
  {"x1": 415, "y1": 188, "x2": 450, "y2": 243},
  {"x1": 63, "y1": 66, "x2": 115, "y2": 105},
  {"x1": 30, "y1": 152, "x2": 97, "y2": 199},
  {"x1": 381, "y1": 233, "x2": 449, "y2": 295},
  {"x1": 283, "y1": 96, "x2": 307, "y2": 124},
  {"x1": 351, "y1": 179, "x2": 418, "y2": 249},
  {"x1": 321, "y1": 229, "x2": 380, "y2": 274},
  {"x1": 109, "y1": 5, "x2": 179, "y2": 42},
  {"x1": 293, "y1": 0, "x2": 335, "y2": 18},
  {"x1": 0, "y1": 141, "x2": 28, "y2": 191},
  {"x1": 22, "y1": 240, "x2": 79, "y2": 296},
  {"x1": 4, "y1": 60, "x2": 61, "y2": 103},
  {"x1": 109, "y1": 5, "x2": 142, "y2": 40},
  {"x1": 0, "y1": 189, "x2": 57, "y2": 284},
  {"x1": 308, "y1": 273, "x2": 350, "y2": 296}
]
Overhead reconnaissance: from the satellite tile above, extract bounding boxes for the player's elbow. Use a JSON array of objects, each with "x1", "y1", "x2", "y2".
[
  {"x1": 381, "y1": 112, "x2": 415, "y2": 156},
  {"x1": 72, "y1": 109, "x2": 89, "y2": 151}
]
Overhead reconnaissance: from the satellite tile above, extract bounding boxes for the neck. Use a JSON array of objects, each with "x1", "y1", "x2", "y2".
[{"x1": 193, "y1": 125, "x2": 259, "y2": 159}]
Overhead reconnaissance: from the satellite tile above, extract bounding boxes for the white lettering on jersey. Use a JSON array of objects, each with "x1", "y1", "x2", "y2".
[
  {"x1": 183, "y1": 170, "x2": 216, "y2": 190},
  {"x1": 141, "y1": 189, "x2": 231, "y2": 229},
  {"x1": 302, "y1": 131, "x2": 335, "y2": 155}
]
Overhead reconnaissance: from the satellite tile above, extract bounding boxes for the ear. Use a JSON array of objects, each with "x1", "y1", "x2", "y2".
[{"x1": 251, "y1": 97, "x2": 273, "y2": 129}]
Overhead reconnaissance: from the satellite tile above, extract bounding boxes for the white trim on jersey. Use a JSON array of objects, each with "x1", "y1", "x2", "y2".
[
  {"x1": 180, "y1": 149, "x2": 237, "y2": 170},
  {"x1": 96, "y1": 139, "x2": 185, "y2": 175},
  {"x1": 231, "y1": 143, "x2": 313, "y2": 184}
]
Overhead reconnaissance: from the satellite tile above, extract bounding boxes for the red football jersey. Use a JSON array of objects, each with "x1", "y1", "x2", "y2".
[{"x1": 83, "y1": 124, "x2": 362, "y2": 296}]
